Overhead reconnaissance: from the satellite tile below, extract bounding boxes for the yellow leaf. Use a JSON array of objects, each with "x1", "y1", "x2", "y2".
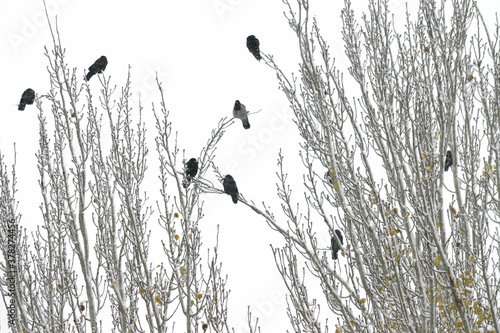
[
  {"x1": 180, "y1": 266, "x2": 186, "y2": 278},
  {"x1": 433, "y1": 256, "x2": 441, "y2": 267},
  {"x1": 405, "y1": 211, "x2": 410, "y2": 218},
  {"x1": 190, "y1": 300, "x2": 195, "y2": 307},
  {"x1": 422, "y1": 153, "x2": 427, "y2": 159},
  {"x1": 197, "y1": 294, "x2": 203, "y2": 300},
  {"x1": 464, "y1": 276, "x2": 474, "y2": 285},
  {"x1": 174, "y1": 234, "x2": 179, "y2": 241},
  {"x1": 436, "y1": 221, "x2": 439, "y2": 228},
  {"x1": 333, "y1": 182, "x2": 339, "y2": 188},
  {"x1": 392, "y1": 208, "x2": 398, "y2": 215},
  {"x1": 457, "y1": 322, "x2": 463, "y2": 328},
  {"x1": 155, "y1": 296, "x2": 162, "y2": 305},
  {"x1": 174, "y1": 213, "x2": 179, "y2": 218},
  {"x1": 360, "y1": 298, "x2": 366, "y2": 304}
]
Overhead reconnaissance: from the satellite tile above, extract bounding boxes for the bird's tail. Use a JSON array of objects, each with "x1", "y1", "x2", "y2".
[
  {"x1": 85, "y1": 72, "x2": 94, "y2": 81},
  {"x1": 18, "y1": 103, "x2": 26, "y2": 111},
  {"x1": 231, "y1": 194, "x2": 238, "y2": 204},
  {"x1": 332, "y1": 252, "x2": 338, "y2": 260},
  {"x1": 242, "y1": 117, "x2": 250, "y2": 129},
  {"x1": 183, "y1": 176, "x2": 192, "y2": 188}
]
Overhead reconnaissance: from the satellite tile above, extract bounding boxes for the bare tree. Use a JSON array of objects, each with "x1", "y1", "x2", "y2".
[
  {"x1": 2, "y1": 0, "x2": 500, "y2": 332},
  {"x1": 201, "y1": 0, "x2": 498, "y2": 332},
  {"x1": 0, "y1": 10, "x2": 241, "y2": 333}
]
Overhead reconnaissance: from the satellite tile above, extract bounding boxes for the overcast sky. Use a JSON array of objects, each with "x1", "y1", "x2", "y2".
[{"x1": 1, "y1": 0, "x2": 500, "y2": 331}]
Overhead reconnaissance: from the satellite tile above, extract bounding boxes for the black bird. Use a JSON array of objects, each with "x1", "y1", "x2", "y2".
[
  {"x1": 325, "y1": 170, "x2": 333, "y2": 185},
  {"x1": 183, "y1": 158, "x2": 199, "y2": 188},
  {"x1": 331, "y1": 229, "x2": 343, "y2": 260},
  {"x1": 246, "y1": 35, "x2": 261, "y2": 61},
  {"x1": 18, "y1": 88, "x2": 35, "y2": 111},
  {"x1": 186, "y1": 158, "x2": 198, "y2": 179},
  {"x1": 444, "y1": 150, "x2": 453, "y2": 172},
  {"x1": 223, "y1": 175, "x2": 239, "y2": 204},
  {"x1": 86, "y1": 56, "x2": 108, "y2": 81},
  {"x1": 233, "y1": 100, "x2": 250, "y2": 129}
]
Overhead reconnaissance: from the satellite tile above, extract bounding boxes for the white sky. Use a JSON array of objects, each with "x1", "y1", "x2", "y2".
[{"x1": 1, "y1": 0, "x2": 500, "y2": 332}]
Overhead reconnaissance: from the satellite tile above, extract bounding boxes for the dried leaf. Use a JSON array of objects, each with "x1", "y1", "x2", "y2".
[{"x1": 433, "y1": 256, "x2": 441, "y2": 267}]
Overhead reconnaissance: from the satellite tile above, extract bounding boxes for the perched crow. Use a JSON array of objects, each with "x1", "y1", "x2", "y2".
[
  {"x1": 186, "y1": 158, "x2": 198, "y2": 179},
  {"x1": 233, "y1": 100, "x2": 250, "y2": 129},
  {"x1": 18, "y1": 88, "x2": 35, "y2": 111},
  {"x1": 331, "y1": 229, "x2": 343, "y2": 260},
  {"x1": 246, "y1": 35, "x2": 261, "y2": 61},
  {"x1": 223, "y1": 175, "x2": 239, "y2": 204},
  {"x1": 183, "y1": 158, "x2": 199, "y2": 188},
  {"x1": 325, "y1": 170, "x2": 333, "y2": 185},
  {"x1": 86, "y1": 56, "x2": 108, "y2": 81},
  {"x1": 444, "y1": 150, "x2": 453, "y2": 172}
]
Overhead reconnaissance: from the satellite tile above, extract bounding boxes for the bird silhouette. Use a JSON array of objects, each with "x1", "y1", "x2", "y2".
[
  {"x1": 223, "y1": 175, "x2": 239, "y2": 204},
  {"x1": 331, "y1": 229, "x2": 343, "y2": 260},
  {"x1": 444, "y1": 150, "x2": 453, "y2": 172},
  {"x1": 246, "y1": 35, "x2": 261, "y2": 61},
  {"x1": 183, "y1": 158, "x2": 199, "y2": 188},
  {"x1": 86, "y1": 56, "x2": 108, "y2": 81},
  {"x1": 233, "y1": 100, "x2": 250, "y2": 129},
  {"x1": 18, "y1": 88, "x2": 35, "y2": 111}
]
